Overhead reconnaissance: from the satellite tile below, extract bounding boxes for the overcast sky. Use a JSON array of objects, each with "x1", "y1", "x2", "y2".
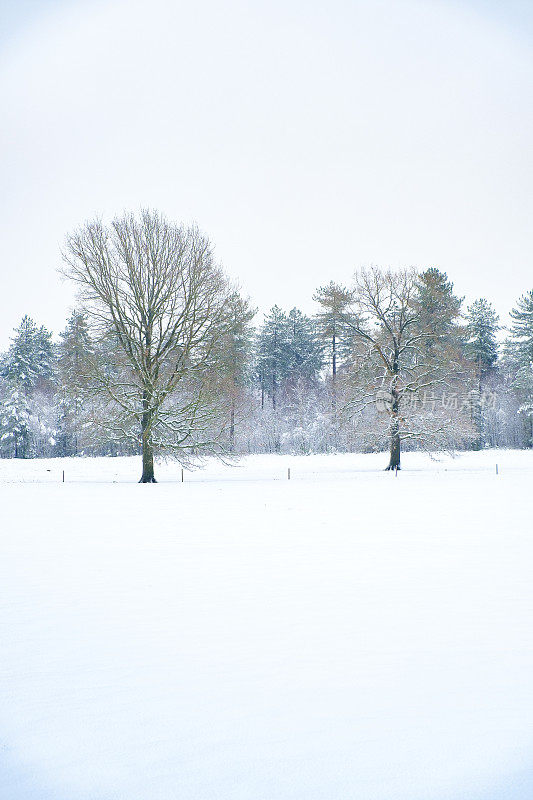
[{"x1": 1, "y1": 0, "x2": 532, "y2": 346}]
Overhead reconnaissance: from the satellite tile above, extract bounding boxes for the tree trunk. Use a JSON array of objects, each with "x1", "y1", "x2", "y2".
[
  {"x1": 229, "y1": 400, "x2": 235, "y2": 452},
  {"x1": 74, "y1": 397, "x2": 79, "y2": 456},
  {"x1": 331, "y1": 332, "x2": 337, "y2": 451},
  {"x1": 139, "y1": 391, "x2": 156, "y2": 483},
  {"x1": 386, "y1": 425, "x2": 401, "y2": 471},
  {"x1": 386, "y1": 379, "x2": 401, "y2": 471},
  {"x1": 472, "y1": 372, "x2": 483, "y2": 450},
  {"x1": 139, "y1": 435, "x2": 156, "y2": 482}
]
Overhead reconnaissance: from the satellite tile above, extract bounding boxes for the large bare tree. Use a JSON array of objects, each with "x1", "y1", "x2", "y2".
[
  {"x1": 62, "y1": 210, "x2": 237, "y2": 482},
  {"x1": 341, "y1": 267, "x2": 475, "y2": 470}
]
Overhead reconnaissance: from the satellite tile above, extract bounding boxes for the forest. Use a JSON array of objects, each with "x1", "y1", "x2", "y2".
[{"x1": 1, "y1": 212, "x2": 532, "y2": 476}]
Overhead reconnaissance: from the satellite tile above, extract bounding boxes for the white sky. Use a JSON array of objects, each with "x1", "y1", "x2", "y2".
[{"x1": 1, "y1": 0, "x2": 532, "y2": 346}]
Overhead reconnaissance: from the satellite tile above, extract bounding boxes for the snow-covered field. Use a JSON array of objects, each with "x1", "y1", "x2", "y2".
[{"x1": 1, "y1": 450, "x2": 533, "y2": 800}]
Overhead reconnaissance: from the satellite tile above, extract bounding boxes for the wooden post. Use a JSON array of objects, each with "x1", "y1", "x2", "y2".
[
  {"x1": 288, "y1": 467, "x2": 290, "y2": 480},
  {"x1": 62, "y1": 470, "x2": 65, "y2": 483},
  {"x1": 496, "y1": 463, "x2": 498, "y2": 475},
  {"x1": 181, "y1": 468, "x2": 184, "y2": 483}
]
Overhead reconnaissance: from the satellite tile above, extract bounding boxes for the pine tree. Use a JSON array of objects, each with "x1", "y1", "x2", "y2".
[
  {"x1": 465, "y1": 299, "x2": 499, "y2": 374},
  {"x1": 464, "y1": 299, "x2": 499, "y2": 447},
  {"x1": 285, "y1": 308, "x2": 323, "y2": 384},
  {"x1": 505, "y1": 290, "x2": 533, "y2": 446},
  {"x1": 513, "y1": 364, "x2": 533, "y2": 445},
  {"x1": 255, "y1": 306, "x2": 322, "y2": 412},
  {"x1": 212, "y1": 293, "x2": 255, "y2": 451},
  {"x1": 313, "y1": 282, "x2": 355, "y2": 378},
  {"x1": 0, "y1": 382, "x2": 34, "y2": 458},
  {"x1": 2, "y1": 315, "x2": 55, "y2": 394},
  {"x1": 0, "y1": 316, "x2": 57, "y2": 457},
  {"x1": 412, "y1": 268, "x2": 479, "y2": 444},
  {"x1": 256, "y1": 306, "x2": 291, "y2": 410},
  {"x1": 313, "y1": 282, "x2": 357, "y2": 449},
  {"x1": 413, "y1": 268, "x2": 464, "y2": 356},
  {"x1": 56, "y1": 311, "x2": 94, "y2": 455},
  {"x1": 507, "y1": 290, "x2": 533, "y2": 365}
]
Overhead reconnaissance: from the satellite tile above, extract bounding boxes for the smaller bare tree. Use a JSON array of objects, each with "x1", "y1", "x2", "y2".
[
  {"x1": 341, "y1": 267, "x2": 475, "y2": 470},
  {"x1": 62, "y1": 210, "x2": 238, "y2": 482}
]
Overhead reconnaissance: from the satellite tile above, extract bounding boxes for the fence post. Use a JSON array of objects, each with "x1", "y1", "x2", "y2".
[
  {"x1": 181, "y1": 468, "x2": 184, "y2": 483},
  {"x1": 62, "y1": 470, "x2": 65, "y2": 483},
  {"x1": 288, "y1": 467, "x2": 290, "y2": 481},
  {"x1": 496, "y1": 464, "x2": 498, "y2": 475}
]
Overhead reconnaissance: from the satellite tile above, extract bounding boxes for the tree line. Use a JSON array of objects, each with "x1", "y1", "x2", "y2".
[{"x1": 1, "y1": 210, "x2": 532, "y2": 480}]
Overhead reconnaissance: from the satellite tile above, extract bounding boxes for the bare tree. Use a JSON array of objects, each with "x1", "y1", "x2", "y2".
[
  {"x1": 341, "y1": 267, "x2": 475, "y2": 470},
  {"x1": 62, "y1": 210, "x2": 237, "y2": 482}
]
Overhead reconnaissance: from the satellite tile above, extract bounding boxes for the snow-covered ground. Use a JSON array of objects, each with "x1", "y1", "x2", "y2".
[{"x1": 1, "y1": 450, "x2": 533, "y2": 800}]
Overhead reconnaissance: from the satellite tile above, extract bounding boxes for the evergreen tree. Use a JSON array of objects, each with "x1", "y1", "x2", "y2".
[
  {"x1": 412, "y1": 267, "x2": 477, "y2": 442},
  {"x1": 413, "y1": 268, "x2": 464, "y2": 356},
  {"x1": 313, "y1": 281, "x2": 357, "y2": 450},
  {"x1": 505, "y1": 290, "x2": 533, "y2": 446},
  {"x1": 0, "y1": 382, "x2": 34, "y2": 458},
  {"x1": 2, "y1": 315, "x2": 55, "y2": 394},
  {"x1": 58, "y1": 311, "x2": 93, "y2": 386},
  {"x1": 313, "y1": 281, "x2": 357, "y2": 449},
  {"x1": 465, "y1": 299, "x2": 499, "y2": 375},
  {"x1": 285, "y1": 308, "x2": 323, "y2": 384},
  {"x1": 0, "y1": 316, "x2": 57, "y2": 457},
  {"x1": 513, "y1": 363, "x2": 533, "y2": 444},
  {"x1": 256, "y1": 306, "x2": 322, "y2": 411},
  {"x1": 507, "y1": 290, "x2": 533, "y2": 365},
  {"x1": 212, "y1": 293, "x2": 255, "y2": 451},
  {"x1": 256, "y1": 306, "x2": 291, "y2": 410},
  {"x1": 313, "y1": 282, "x2": 355, "y2": 378},
  {"x1": 56, "y1": 311, "x2": 94, "y2": 455},
  {"x1": 464, "y1": 299, "x2": 499, "y2": 448}
]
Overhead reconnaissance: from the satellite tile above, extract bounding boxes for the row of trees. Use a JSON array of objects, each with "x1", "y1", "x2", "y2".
[{"x1": 1, "y1": 211, "x2": 532, "y2": 480}]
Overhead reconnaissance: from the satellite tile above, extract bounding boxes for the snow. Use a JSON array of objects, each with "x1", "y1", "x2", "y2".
[{"x1": 1, "y1": 450, "x2": 533, "y2": 800}]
